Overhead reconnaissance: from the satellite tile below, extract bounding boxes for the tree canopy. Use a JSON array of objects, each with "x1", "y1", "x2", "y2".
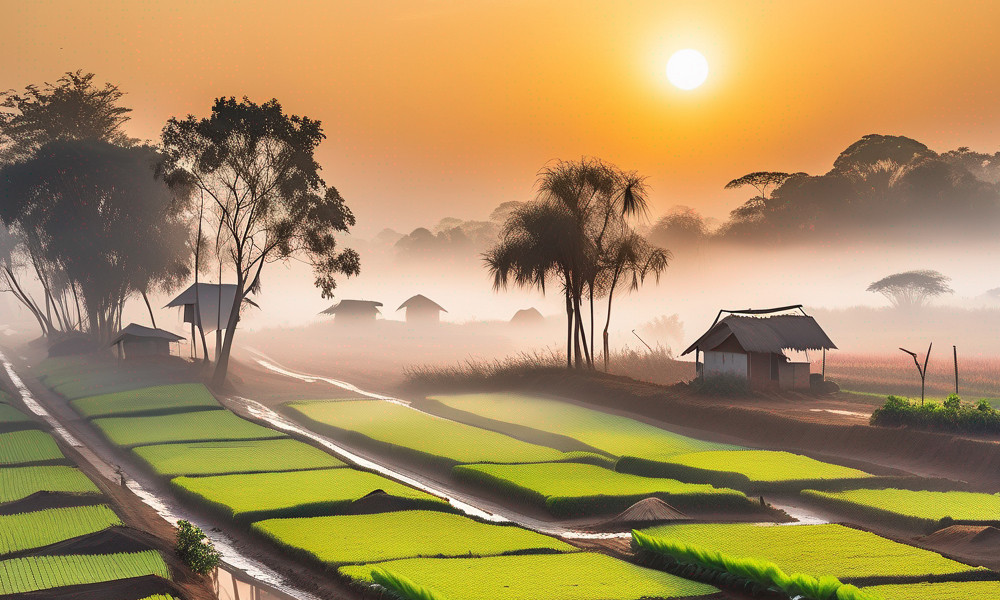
[{"x1": 866, "y1": 270, "x2": 953, "y2": 309}]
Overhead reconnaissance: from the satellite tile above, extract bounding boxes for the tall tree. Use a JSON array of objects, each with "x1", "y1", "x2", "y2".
[
  {"x1": 162, "y1": 97, "x2": 360, "y2": 386},
  {"x1": 867, "y1": 270, "x2": 953, "y2": 309}
]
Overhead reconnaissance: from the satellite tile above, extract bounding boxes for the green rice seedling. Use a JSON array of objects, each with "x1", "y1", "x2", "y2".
[
  {"x1": 252, "y1": 510, "x2": 575, "y2": 566},
  {"x1": 0, "y1": 403, "x2": 39, "y2": 433},
  {"x1": 0, "y1": 429, "x2": 65, "y2": 465},
  {"x1": 133, "y1": 438, "x2": 345, "y2": 477},
  {"x1": 71, "y1": 383, "x2": 222, "y2": 418},
  {"x1": 801, "y1": 488, "x2": 1000, "y2": 532},
  {"x1": 0, "y1": 466, "x2": 100, "y2": 503},
  {"x1": 371, "y1": 568, "x2": 451, "y2": 600},
  {"x1": 286, "y1": 400, "x2": 597, "y2": 469},
  {"x1": 0, "y1": 505, "x2": 122, "y2": 556},
  {"x1": 452, "y1": 461, "x2": 751, "y2": 517},
  {"x1": 432, "y1": 393, "x2": 738, "y2": 460},
  {"x1": 0, "y1": 550, "x2": 170, "y2": 594},
  {"x1": 340, "y1": 552, "x2": 719, "y2": 600},
  {"x1": 172, "y1": 468, "x2": 448, "y2": 522},
  {"x1": 635, "y1": 523, "x2": 982, "y2": 582},
  {"x1": 861, "y1": 581, "x2": 1000, "y2": 599},
  {"x1": 619, "y1": 450, "x2": 875, "y2": 492},
  {"x1": 92, "y1": 410, "x2": 286, "y2": 448}
]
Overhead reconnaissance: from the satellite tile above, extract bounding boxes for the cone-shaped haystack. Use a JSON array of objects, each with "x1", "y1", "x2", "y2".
[{"x1": 599, "y1": 497, "x2": 689, "y2": 530}]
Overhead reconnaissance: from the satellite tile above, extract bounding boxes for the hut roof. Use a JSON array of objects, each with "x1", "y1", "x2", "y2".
[
  {"x1": 510, "y1": 307, "x2": 544, "y2": 323},
  {"x1": 164, "y1": 283, "x2": 257, "y2": 333},
  {"x1": 598, "y1": 498, "x2": 689, "y2": 529},
  {"x1": 110, "y1": 323, "x2": 184, "y2": 346},
  {"x1": 321, "y1": 299, "x2": 383, "y2": 315},
  {"x1": 682, "y1": 314, "x2": 836, "y2": 356},
  {"x1": 396, "y1": 294, "x2": 447, "y2": 313}
]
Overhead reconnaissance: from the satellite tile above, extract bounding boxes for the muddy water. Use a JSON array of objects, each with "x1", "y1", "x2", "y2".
[{"x1": 0, "y1": 350, "x2": 324, "y2": 600}]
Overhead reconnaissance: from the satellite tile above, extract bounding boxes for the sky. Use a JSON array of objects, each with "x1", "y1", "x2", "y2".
[{"x1": 4, "y1": 1, "x2": 1000, "y2": 237}]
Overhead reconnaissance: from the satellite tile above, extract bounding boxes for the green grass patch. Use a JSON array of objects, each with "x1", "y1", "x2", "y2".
[
  {"x1": 0, "y1": 550, "x2": 170, "y2": 594},
  {"x1": 433, "y1": 393, "x2": 738, "y2": 461},
  {"x1": 0, "y1": 505, "x2": 122, "y2": 556},
  {"x1": 0, "y1": 403, "x2": 40, "y2": 433},
  {"x1": 92, "y1": 410, "x2": 286, "y2": 448},
  {"x1": 452, "y1": 462, "x2": 751, "y2": 517},
  {"x1": 619, "y1": 450, "x2": 876, "y2": 492},
  {"x1": 133, "y1": 438, "x2": 345, "y2": 477},
  {"x1": 172, "y1": 468, "x2": 448, "y2": 522},
  {"x1": 340, "y1": 552, "x2": 719, "y2": 600},
  {"x1": 862, "y1": 581, "x2": 1000, "y2": 599},
  {"x1": 636, "y1": 523, "x2": 983, "y2": 583},
  {"x1": 0, "y1": 429, "x2": 65, "y2": 466},
  {"x1": 802, "y1": 488, "x2": 1000, "y2": 532},
  {"x1": 71, "y1": 383, "x2": 222, "y2": 419},
  {"x1": 287, "y1": 400, "x2": 606, "y2": 469},
  {"x1": 253, "y1": 510, "x2": 575, "y2": 566},
  {"x1": 0, "y1": 466, "x2": 100, "y2": 504}
]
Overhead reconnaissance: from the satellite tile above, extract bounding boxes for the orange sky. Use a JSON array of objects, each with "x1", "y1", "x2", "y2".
[{"x1": 4, "y1": 0, "x2": 1000, "y2": 235}]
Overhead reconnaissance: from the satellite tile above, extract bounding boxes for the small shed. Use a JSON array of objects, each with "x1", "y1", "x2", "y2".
[
  {"x1": 321, "y1": 300, "x2": 383, "y2": 324},
  {"x1": 165, "y1": 283, "x2": 254, "y2": 333},
  {"x1": 397, "y1": 294, "x2": 447, "y2": 324},
  {"x1": 510, "y1": 308, "x2": 545, "y2": 327},
  {"x1": 110, "y1": 324, "x2": 184, "y2": 360},
  {"x1": 682, "y1": 306, "x2": 836, "y2": 391}
]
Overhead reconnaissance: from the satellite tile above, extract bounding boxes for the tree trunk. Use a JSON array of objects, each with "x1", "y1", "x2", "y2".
[
  {"x1": 603, "y1": 276, "x2": 619, "y2": 372},
  {"x1": 573, "y1": 293, "x2": 591, "y2": 368},
  {"x1": 211, "y1": 278, "x2": 245, "y2": 388},
  {"x1": 588, "y1": 283, "x2": 595, "y2": 368},
  {"x1": 141, "y1": 290, "x2": 157, "y2": 329},
  {"x1": 564, "y1": 288, "x2": 573, "y2": 369}
]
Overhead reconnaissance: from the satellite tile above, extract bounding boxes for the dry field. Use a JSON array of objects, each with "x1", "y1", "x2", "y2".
[{"x1": 814, "y1": 352, "x2": 1000, "y2": 400}]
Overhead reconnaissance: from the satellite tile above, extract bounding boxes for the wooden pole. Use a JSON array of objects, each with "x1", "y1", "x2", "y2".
[
  {"x1": 822, "y1": 347, "x2": 826, "y2": 381},
  {"x1": 953, "y1": 345, "x2": 959, "y2": 396}
]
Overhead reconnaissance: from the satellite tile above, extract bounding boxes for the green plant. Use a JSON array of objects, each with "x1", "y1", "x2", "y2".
[
  {"x1": 175, "y1": 520, "x2": 220, "y2": 575},
  {"x1": 871, "y1": 394, "x2": 1000, "y2": 434},
  {"x1": 371, "y1": 568, "x2": 451, "y2": 600},
  {"x1": 690, "y1": 373, "x2": 751, "y2": 397},
  {"x1": 943, "y1": 393, "x2": 962, "y2": 410},
  {"x1": 0, "y1": 465, "x2": 100, "y2": 503},
  {"x1": 132, "y1": 438, "x2": 345, "y2": 477},
  {"x1": 801, "y1": 488, "x2": 1000, "y2": 531},
  {"x1": 92, "y1": 410, "x2": 286, "y2": 448},
  {"x1": 0, "y1": 550, "x2": 170, "y2": 594},
  {"x1": 0, "y1": 505, "x2": 122, "y2": 556},
  {"x1": 0, "y1": 429, "x2": 66, "y2": 465},
  {"x1": 71, "y1": 383, "x2": 221, "y2": 418}
]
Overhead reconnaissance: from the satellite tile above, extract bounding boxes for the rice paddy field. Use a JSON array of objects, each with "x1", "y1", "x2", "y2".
[
  {"x1": 0, "y1": 465, "x2": 100, "y2": 503},
  {"x1": 861, "y1": 581, "x2": 1000, "y2": 599},
  {"x1": 802, "y1": 488, "x2": 1000, "y2": 531},
  {"x1": 133, "y1": 438, "x2": 346, "y2": 476},
  {"x1": 37, "y1": 356, "x2": 196, "y2": 400},
  {"x1": 172, "y1": 468, "x2": 448, "y2": 521},
  {"x1": 92, "y1": 409, "x2": 287, "y2": 448},
  {"x1": 0, "y1": 403, "x2": 38, "y2": 432},
  {"x1": 71, "y1": 382, "x2": 222, "y2": 418},
  {"x1": 620, "y1": 449, "x2": 876, "y2": 492},
  {"x1": 340, "y1": 552, "x2": 720, "y2": 600},
  {"x1": 452, "y1": 461, "x2": 751, "y2": 516},
  {"x1": 0, "y1": 429, "x2": 65, "y2": 465},
  {"x1": 0, "y1": 505, "x2": 123, "y2": 556},
  {"x1": 636, "y1": 523, "x2": 983, "y2": 582},
  {"x1": 0, "y1": 550, "x2": 171, "y2": 595},
  {"x1": 286, "y1": 399, "x2": 606, "y2": 467},
  {"x1": 253, "y1": 510, "x2": 576, "y2": 566},
  {"x1": 432, "y1": 393, "x2": 737, "y2": 460}
]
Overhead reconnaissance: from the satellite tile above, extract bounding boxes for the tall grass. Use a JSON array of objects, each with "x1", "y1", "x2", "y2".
[
  {"x1": 631, "y1": 530, "x2": 884, "y2": 600},
  {"x1": 371, "y1": 568, "x2": 451, "y2": 600}
]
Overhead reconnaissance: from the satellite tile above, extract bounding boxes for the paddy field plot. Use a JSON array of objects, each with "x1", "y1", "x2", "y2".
[
  {"x1": 0, "y1": 505, "x2": 122, "y2": 556},
  {"x1": 0, "y1": 466, "x2": 100, "y2": 504},
  {"x1": 861, "y1": 581, "x2": 1000, "y2": 599},
  {"x1": 71, "y1": 383, "x2": 222, "y2": 419},
  {"x1": 253, "y1": 510, "x2": 575, "y2": 566},
  {"x1": 620, "y1": 449, "x2": 875, "y2": 492},
  {"x1": 0, "y1": 550, "x2": 170, "y2": 595},
  {"x1": 433, "y1": 393, "x2": 737, "y2": 460},
  {"x1": 173, "y1": 468, "x2": 448, "y2": 521},
  {"x1": 92, "y1": 410, "x2": 286, "y2": 448},
  {"x1": 0, "y1": 429, "x2": 64, "y2": 465},
  {"x1": 0, "y1": 403, "x2": 39, "y2": 433},
  {"x1": 133, "y1": 438, "x2": 345, "y2": 477},
  {"x1": 802, "y1": 488, "x2": 1000, "y2": 531},
  {"x1": 286, "y1": 400, "x2": 605, "y2": 468},
  {"x1": 452, "y1": 462, "x2": 750, "y2": 517},
  {"x1": 340, "y1": 552, "x2": 719, "y2": 600},
  {"x1": 636, "y1": 523, "x2": 982, "y2": 581}
]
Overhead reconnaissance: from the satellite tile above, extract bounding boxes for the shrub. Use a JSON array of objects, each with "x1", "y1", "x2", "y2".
[
  {"x1": 870, "y1": 394, "x2": 1000, "y2": 434},
  {"x1": 175, "y1": 520, "x2": 220, "y2": 575},
  {"x1": 689, "y1": 373, "x2": 750, "y2": 397}
]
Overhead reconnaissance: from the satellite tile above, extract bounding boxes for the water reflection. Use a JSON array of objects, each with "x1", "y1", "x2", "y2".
[{"x1": 215, "y1": 566, "x2": 299, "y2": 600}]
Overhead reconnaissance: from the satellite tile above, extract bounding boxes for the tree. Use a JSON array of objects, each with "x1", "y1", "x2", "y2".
[
  {"x1": 0, "y1": 140, "x2": 193, "y2": 342},
  {"x1": 162, "y1": 97, "x2": 360, "y2": 386},
  {"x1": 867, "y1": 270, "x2": 953, "y2": 309},
  {"x1": 724, "y1": 171, "x2": 793, "y2": 202}
]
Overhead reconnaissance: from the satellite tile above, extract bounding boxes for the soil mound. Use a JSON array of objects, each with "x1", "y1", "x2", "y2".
[
  {"x1": 596, "y1": 497, "x2": 689, "y2": 530},
  {"x1": 341, "y1": 489, "x2": 443, "y2": 515},
  {"x1": 15, "y1": 526, "x2": 155, "y2": 559},
  {"x1": 8, "y1": 574, "x2": 181, "y2": 600},
  {"x1": 922, "y1": 525, "x2": 1000, "y2": 549},
  {"x1": 0, "y1": 492, "x2": 103, "y2": 516}
]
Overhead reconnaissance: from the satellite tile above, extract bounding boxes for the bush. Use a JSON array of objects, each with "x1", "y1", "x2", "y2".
[
  {"x1": 690, "y1": 374, "x2": 750, "y2": 397},
  {"x1": 175, "y1": 520, "x2": 220, "y2": 575},
  {"x1": 870, "y1": 394, "x2": 1000, "y2": 434}
]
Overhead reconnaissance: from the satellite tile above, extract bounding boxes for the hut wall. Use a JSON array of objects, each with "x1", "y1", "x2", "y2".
[
  {"x1": 122, "y1": 339, "x2": 171, "y2": 359},
  {"x1": 703, "y1": 351, "x2": 747, "y2": 379}
]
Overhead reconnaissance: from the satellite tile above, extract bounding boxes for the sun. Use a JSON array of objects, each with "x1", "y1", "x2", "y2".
[{"x1": 666, "y1": 49, "x2": 709, "y2": 90}]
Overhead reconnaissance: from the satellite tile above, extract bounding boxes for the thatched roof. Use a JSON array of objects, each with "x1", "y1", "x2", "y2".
[
  {"x1": 321, "y1": 299, "x2": 383, "y2": 315},
  {"x1": 110, "y1": 324, "x2": 184, "y2": 346},
  {"x1": 397, "y1": 294, "x2": 447, "y2": 313},
  {"x1": 164, "y1": 283, "x2": 258, "y2": 333},
  {"x1": 598, "y1": 498, "x2": 689, "y2": 529},
  {"x1": 682, "y1": 314, "x2": 836, "y2": 356}
]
